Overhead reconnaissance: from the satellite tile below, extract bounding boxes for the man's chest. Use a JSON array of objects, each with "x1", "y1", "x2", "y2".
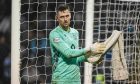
[{"x1": 62, "y1": 33, "x2": 78, "y2": 48}]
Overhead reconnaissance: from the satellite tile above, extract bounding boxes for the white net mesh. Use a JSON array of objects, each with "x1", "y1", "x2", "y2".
[
  {"x1": 92, "y1": 0, "x2": 140, "y2": 84},
  {"x1": 19, "y1": 0, "x2": 140, "y2": 84},
  {"x1": 20, "y1": 0, "x2": 86, "y2": 84}
]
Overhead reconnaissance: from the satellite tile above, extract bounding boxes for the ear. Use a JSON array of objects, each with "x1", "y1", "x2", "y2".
[
  {"x1": 69, "y1": 12, "x2": 71, "y2": 19},
  {"x1": 55, "y1": 15, "x2": 58, "y2": 21}
]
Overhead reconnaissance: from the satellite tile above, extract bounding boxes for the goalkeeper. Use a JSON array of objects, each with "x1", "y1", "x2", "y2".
[{"x1": 49, "y1": 4, "x2": 106, "y2": 84}]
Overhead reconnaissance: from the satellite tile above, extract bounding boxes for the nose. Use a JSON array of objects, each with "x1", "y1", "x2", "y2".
[{"x1": 64, "y1": 16, "x2": 67, "y2": 21}]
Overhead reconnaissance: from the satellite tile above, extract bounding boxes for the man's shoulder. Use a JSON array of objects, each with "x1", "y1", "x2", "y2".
[
  {"x1": 70, "y1": 28, "x2": 79, "y2": 34},
  {"x1": 50, "y1": 27, "x2": 59, "y2": 34},
  {"x1": 50, "y1": 26, "x2": 60, "y2": 35}
]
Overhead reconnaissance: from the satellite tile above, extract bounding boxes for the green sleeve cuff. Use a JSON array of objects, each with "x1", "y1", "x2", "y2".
[
  {"x1": 82, "y1": 48, "x2": 87, "y2": 55},
  {"x1": 77, "y1": 55, "x2": 87, "y2": 63}
]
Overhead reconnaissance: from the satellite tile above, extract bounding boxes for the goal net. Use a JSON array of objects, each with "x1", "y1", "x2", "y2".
[
  {"x1": 92, "y1": 0, "x2": 140, "y2": 84},
  {"x1": 11, "y1": 0, "x2": 140, "y2": 84},
  {"x1": 19, "y1": 0, "x2": 86, "y2": 84}
]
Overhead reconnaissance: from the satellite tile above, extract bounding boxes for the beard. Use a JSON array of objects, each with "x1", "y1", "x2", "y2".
[{"x1": 61, "y1": 22, "x2": 70, "y2": 28}]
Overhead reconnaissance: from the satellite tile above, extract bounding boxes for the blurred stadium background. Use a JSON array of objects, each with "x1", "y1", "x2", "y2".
[{"x1": 0, "y1": 0, "x2": 11, "y2": 84}]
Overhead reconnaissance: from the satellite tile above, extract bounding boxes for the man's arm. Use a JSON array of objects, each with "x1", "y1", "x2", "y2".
[
  {"x1": 76, "y1": 53, "x2": 102, "y2": 64},
  {"x1": 76, "y1": 55, "x2": 87, "y2": 63}
]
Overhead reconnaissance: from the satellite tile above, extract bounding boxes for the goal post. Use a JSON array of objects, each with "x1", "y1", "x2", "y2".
[
  {"x1": 84, "y1": 0, "x2": 94, "y2": 84},
  {"x1": 11, "y1": 0, "x2": 20, "y2": 84}
]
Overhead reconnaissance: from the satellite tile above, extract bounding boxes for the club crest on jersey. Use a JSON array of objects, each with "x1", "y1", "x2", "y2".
[{"x1": 53, "y1": 37, "x2": 60, "y2": 43}]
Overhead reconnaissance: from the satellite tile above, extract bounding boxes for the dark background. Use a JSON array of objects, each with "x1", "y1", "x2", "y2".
[{"x1": 0, "y1": 0, "x2": 11, "y2": 84}]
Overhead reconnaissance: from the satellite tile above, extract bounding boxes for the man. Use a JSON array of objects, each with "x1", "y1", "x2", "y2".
[{"x1": 49, "y1": 4, "x2": 105, "y2": 84}]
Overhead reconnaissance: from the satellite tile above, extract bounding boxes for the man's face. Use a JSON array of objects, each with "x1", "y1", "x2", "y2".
[{"x1": 56, "y1": 9, "x2": 71, "y2": 28}]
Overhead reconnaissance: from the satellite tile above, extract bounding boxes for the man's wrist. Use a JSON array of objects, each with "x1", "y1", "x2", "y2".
[{"x1": 85, "y1": 47, "x2": 91, "y2": 53}]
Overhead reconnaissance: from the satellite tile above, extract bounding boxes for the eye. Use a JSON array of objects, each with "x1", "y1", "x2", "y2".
[
  {"x1": 60, "y1": 16, "x2": 64, "y2": 19},
  {"x1": 66, "y1": 15, "x2": 69, "y2": 17}
]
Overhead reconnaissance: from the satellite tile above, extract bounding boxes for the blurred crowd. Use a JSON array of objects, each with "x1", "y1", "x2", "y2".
[{"x1": 0, "y1": 0, "x2": 11, "y2": 84}]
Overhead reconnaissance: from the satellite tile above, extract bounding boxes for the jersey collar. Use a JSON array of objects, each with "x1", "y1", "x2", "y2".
[{"x1": 58, "y1": 26, "x2": 71, "y2": 33}]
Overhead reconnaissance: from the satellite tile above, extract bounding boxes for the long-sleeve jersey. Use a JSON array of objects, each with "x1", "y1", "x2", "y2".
[{"x1": 49, "y1": 26, "x2": 87, "y2": 84}]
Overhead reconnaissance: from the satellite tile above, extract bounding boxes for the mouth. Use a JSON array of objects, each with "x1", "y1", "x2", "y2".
[
  {"x1": 62, "y1": 21, "x2": 70, "y2": 27},
  {"x1": 64, "y1": 22, "x2": 68, "y2": 25}
]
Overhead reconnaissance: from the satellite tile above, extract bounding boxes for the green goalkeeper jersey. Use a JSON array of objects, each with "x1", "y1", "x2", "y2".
[{"x1": 49, "y1": 26, "x2": 87, "y2": 84}]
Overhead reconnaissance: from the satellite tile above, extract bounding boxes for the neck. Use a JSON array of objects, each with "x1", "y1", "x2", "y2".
[{"x1": 60, "y1": 25, "x2": 70, "y2": 32}]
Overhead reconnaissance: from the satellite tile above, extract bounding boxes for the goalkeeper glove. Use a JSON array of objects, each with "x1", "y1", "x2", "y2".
[
  {"x1": 87, "y1": 55, "x2": 101, "y2": 64},
  {"x1": 90, "y1": 42, "x2": 106, "y2": 55},
  {"x1": 84, "y1": 42, "x2": 106, "y2": 64},
  {"x1": 85, "y1": 42, "x2": 106, "y2": 57}
]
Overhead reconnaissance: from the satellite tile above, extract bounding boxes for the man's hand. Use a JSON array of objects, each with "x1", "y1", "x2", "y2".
[
  {"x1": 85, "y1": 42, "x2": 106, "y2": 64},
  {"x1": 90, "y1": 42, "x2": 106, "y2": 55},
  {"x1": 85, "y1": 42, "x2": 106, "y2": 58},
  {"x1": 87, "y1": 55, "x2": 101, "y2": 64}
]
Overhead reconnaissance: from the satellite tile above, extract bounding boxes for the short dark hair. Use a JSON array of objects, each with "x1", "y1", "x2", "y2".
[{"x1": 56, "y1": 4, "x2": 70, "y2": 14}]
